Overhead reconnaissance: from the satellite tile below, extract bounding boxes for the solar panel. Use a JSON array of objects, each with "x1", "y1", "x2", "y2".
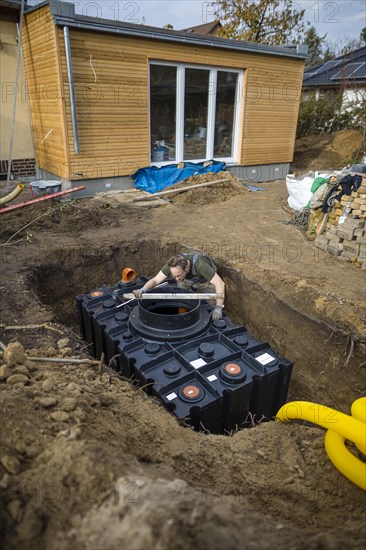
[
  {"x1": 331, "y1": 62, "x2": 364, "y2": 80},
  {"x1": 315, "y1": 59, "x2": 343, "y2": 76},
  {"x1": 351, "y1": 62, "x2": 366, "y2": 79},
  {"x1": 305, "y1": 59, "x2": 345, "y2": 80}
]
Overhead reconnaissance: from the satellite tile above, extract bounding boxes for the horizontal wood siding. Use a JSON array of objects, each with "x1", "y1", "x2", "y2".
[
  {"x1": 26, "y1": 5, "x2": 304, "y2": 179},
  {"x1": 242, "y1": 62, "x2": 303, "y2": 164},
  {"x1": 58, "y1": 28, "x2": 150, "y2": 179},
  {"x1": 22, "y1": 7, "x2": 69, "y2": 178}
]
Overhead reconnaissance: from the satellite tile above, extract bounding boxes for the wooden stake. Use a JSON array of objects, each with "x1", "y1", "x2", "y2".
[
  {"x1": 2, "y1": 323, "x2": 63, "y2": 334},
  {"x1": 26, "y1": 356, "x2": 102, "y2": 365}
]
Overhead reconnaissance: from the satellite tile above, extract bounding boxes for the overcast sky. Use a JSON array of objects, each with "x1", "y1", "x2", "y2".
[{"x1": 28, "y1": 0, "x2": 366, "y2": 43}]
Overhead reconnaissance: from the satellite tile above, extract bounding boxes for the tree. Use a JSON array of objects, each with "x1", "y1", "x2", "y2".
[
  {"x1": 322, "y1": 35, "x2": 364, "y2": 60},
  {"x1": 214, "y1": 0, "x2": 306, "y2": 45},
  {"x1": 303, "y1": 26, "x2": 326, "y2": 69},
  {"x1": 361, "y1": 27, "x2": 366, "y2": 42}
]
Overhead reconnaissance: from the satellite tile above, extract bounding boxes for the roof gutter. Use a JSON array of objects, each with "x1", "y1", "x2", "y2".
[
  {"x1": 53, "y1": 17, "x2": 307, "y2": 61},
  {"x1": 63, "y1": 25, "x2": 79, "y2": 154}
]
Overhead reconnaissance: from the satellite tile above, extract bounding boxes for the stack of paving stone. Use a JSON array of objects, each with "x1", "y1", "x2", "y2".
[{"x1": 315, "y1": 175, "x2": 366, "y2": 269}]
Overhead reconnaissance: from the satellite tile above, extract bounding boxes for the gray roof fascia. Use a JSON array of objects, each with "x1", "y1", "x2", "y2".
[
  {"x1": 23, "y1": 1, "x2": 49, "y2": 13},
  {"x1": 0, "y1": 0, "x2": 29, "y2": 10},
  {"x1": 40, "y1": 0, "x2": 307, "y2": 60},
  {"x1": 53, "y1": 16, "x2": 308, "y2": 60}
]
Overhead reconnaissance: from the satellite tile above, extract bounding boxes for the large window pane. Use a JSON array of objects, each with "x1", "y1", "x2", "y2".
[
  {"x1": 214, "y1": 71, "x2": 238, "y2": 157},
  {"x1": 184, "y1": 68, "x2": 210, "y2": 160},
  {"x1": 150, "y1": 65, "x2": 176, "y2": 162}
]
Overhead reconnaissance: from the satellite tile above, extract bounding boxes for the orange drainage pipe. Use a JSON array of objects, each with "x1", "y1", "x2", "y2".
[
  {"x1": 121, "y1": 267, "x2": 138, "y2": 283},
  {"x1": 0, "y1": 184, "x2": 24, "y2": 206},
  {"x1": 0, "y1": 186, "x2": 86, "y2": 213}
]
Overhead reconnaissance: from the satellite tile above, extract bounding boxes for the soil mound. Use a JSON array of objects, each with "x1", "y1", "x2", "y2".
[
  {"x1": 170, "y1": 171, "x2": 248, "y2": 205},
  {"x1": 292, "y1": 129, "x2": 364, "y2": 171}
]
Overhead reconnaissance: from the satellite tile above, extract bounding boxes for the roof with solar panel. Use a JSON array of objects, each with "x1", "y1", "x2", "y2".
[{"x1": 303, "y1": 46, "x2": 366, "y2": 87}]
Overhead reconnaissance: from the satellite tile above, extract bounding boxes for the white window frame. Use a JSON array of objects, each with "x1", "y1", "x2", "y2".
[{"x1": 149, "y1": 61, "x2": 243, "y2": 166}]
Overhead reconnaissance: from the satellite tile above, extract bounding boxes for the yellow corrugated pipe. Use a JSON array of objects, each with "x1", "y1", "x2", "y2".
[
  {"x1": 0, "y1": 184, "x2": 24, "y2": 205},
  {"x1": 276, "y1": 398, "x2": 366, "y2": 491}
]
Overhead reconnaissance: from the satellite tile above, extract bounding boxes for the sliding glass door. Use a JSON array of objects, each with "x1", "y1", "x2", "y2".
[
  {"x1": 149, "y1": 62, "x2": 241, "y2": 164},
  {"x1": 184, "y1": 68, "x2": 210, "y2": 160},
  {"x1": 214, "y1": 71, "x2": 238, "y2": 158},
  {"x1": 150, "y1": 64, "x2": 177, "y2": 162}
]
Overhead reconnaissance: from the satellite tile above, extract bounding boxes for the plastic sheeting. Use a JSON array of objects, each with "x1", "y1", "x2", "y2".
[
  {"x1": 286, "y1": 173, "x2": 313, "y2": 211},
  {"x1": 286, "y1": 171, "x2": 342, "y2": 211},
  {"x1": 133, "y1": 160, "x2": 226, "y2": 194}
]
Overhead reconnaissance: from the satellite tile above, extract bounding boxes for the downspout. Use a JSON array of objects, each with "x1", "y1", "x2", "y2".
[{"x1": 63, "y1": 26, "x2": 79, "y2": 154}]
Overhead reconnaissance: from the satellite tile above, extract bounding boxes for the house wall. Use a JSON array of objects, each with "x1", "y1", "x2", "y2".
[
  {"x1": 23, "y1": 5, "x2": 304, "y2": 181},
  {"x1": 22, "y1": 6, "x2": 70, "y2": 179},
  {"x1": 0, "y1": 18, "x2": 35, "y2": 175},
  {"x1": 341, "y1": 88, "x2": 366, "y2": 111}
]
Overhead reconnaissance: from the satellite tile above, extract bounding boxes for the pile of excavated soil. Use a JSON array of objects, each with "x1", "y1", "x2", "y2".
[
  {"x1": 169, "y1": 171, "x2": 248, "y2": 205},
  {"x1": 89, "y1": 171, "x2": 248, "y2": 208},
  {"x1": 291, "y1": 129, "x2": 364, "y2": 172}
]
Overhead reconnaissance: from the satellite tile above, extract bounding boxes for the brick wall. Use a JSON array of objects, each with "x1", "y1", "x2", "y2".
[
  {"x1": 315, "y1": 175, "x2": 366, "y2": 269},
  {"x1": 11, "y1": 158, "x2": 36, "y2": 179}
]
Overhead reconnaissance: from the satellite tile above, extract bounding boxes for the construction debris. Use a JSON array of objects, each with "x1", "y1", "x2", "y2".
[{"x1": 313, "y1": 175, "x2": 366, "y2": 267}]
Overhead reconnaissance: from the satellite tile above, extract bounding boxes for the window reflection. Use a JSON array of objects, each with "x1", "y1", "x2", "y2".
[
  {"x1": 149, "y1": 64, "x2": 240, "y2": 163},
  {"x1": 150, "y1": 65, "x2": 176, "y2": 162},
  {"x1": 184, "y1": 68, "x2": 210, "y2": 160},
  {"x1": 214, "y1": 71, "x2": 238, "y2": 157}
]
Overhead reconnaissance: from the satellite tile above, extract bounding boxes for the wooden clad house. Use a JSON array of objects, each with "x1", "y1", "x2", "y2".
[{"x1": 22, "y1": 0, "x2": 307, "y2": 194}]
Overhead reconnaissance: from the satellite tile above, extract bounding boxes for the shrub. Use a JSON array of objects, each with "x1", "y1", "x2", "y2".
[{"x1": 297, "y1": 90, "x2": 366, "y2": 138}]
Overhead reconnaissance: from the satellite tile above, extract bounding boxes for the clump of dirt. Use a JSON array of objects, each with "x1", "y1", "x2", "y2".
[
  {"x1": 292, "y1": 129, "x2": 364, "y2": 172},
  {"x1": 171, "y1": 171, "x2": 248, "y2": 205}
]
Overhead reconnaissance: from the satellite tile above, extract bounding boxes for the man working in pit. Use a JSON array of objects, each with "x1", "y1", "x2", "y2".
[{"x1": 133, "y1": 253, "x2": 225, "y2": 320}]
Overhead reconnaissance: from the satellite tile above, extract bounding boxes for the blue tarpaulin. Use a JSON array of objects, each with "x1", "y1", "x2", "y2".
[{"x1": 133, "y1": 160, "x2": 226, "y2": 194}]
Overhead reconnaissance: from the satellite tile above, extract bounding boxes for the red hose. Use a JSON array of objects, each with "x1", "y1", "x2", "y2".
[{"x1": 0, "y1": 186, "x2": 86, "y2": 213}]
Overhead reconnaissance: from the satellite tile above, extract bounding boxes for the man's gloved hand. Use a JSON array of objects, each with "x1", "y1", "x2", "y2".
[
  {"x1": 211, "y1": 306, "x2": 223, "y2": 321},
  {"x1": 132, "y1": 288, "x2": 147, "y2": 299}
]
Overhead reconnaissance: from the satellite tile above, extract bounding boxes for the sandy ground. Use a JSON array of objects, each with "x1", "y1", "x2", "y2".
[{"x1": 0, "y1": 149, "x2": 366, "y2": 548}]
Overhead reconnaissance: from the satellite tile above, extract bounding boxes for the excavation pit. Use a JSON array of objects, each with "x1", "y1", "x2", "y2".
[{"x1": 18, "y1": 240, "x2": 364, "y2": 415}]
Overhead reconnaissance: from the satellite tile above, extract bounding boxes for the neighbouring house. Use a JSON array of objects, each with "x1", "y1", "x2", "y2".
[
  {"x1": 21, "y1": 0, "x2": 307, "y2": 196},
  {"x1": 0, "y1": 0, "x2": 35, "y2": 180},
  {"x1": 303, "y1": 46, "x2": 366, "y2": 110},
  {"x1": 182, "y1": 21, "x2": 223, "y2": 37}
]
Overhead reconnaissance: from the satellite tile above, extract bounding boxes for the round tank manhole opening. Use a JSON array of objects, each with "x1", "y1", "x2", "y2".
[{"x1": 143, "y1": 304, "x2": 190, "y2": 315}]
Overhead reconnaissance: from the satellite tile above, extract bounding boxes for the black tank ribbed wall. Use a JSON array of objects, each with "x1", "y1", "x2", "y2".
[{"x1": 76, "y1": 279, "x2": 293, "y2": 434}]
